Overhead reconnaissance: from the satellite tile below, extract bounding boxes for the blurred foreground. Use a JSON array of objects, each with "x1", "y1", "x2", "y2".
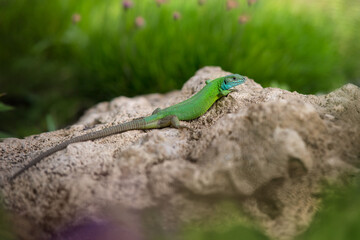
[{"x1": 1, "y1": 178, "x2": 360, "y2": 240}]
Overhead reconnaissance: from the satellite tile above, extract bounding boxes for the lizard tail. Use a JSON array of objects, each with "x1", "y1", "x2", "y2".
[{"x1": 9, "y1": 118, "x2": 147, "y2": 181}]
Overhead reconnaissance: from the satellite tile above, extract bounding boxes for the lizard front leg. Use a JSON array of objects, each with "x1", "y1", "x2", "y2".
[
  {"x1": 219, "y1": 89, "x2": 231, "y2": 97},
  {"x1": 219, "y1": 88, "x2": 238, "y2": 97}
]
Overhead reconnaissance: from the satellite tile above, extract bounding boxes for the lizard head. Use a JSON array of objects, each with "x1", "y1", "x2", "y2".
[{"x1": 220, "y1": 74, "x2": 246, "y2": 90}]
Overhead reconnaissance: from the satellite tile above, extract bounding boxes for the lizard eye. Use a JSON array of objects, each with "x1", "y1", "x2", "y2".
[{"x1": 232, "y1": 77, "x2": 236, "y2": 80}]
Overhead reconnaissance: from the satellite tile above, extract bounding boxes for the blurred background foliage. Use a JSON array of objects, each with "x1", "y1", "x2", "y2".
[
  {"x1": 1, "y1": 0, "x2": 360, "y2": 238},
  {"x1": 0, "y1": 0, "x2": 359, "y2": 137}
]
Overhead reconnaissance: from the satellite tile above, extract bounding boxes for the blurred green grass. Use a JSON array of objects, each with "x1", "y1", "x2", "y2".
[
  {"x1": 0, "y1": 0, "x2": 359, "y2": 137},
  {"x1": 0, "y1": 207, "x2": 15, "y2": 240},
  {"x1": 180, "y1": 177, "x2": 360, "y2": 240}
]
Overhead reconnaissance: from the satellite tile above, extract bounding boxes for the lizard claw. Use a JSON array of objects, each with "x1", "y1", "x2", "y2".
[{"x1": 179, "y1": 124, "x2": 191, "y2": 130}]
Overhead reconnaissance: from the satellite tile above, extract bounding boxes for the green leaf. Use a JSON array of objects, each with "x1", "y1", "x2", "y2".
[
  {"x1": 0, "y1": 102, "x2": 13, "y2": 112},
  {"x1": 46, "y1": 114, "x2": 57, "y2": 132}
]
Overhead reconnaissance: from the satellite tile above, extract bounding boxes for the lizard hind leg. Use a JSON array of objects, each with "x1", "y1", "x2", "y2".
[
  {"x1": 169, "y1": 115, "x2": 190, "y2": 130},
  {"x1": 157, "y1": 115, "x2": 190, "y2": 129}
]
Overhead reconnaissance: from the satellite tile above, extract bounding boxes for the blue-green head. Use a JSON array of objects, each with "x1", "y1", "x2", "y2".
[{"x1": 220, "y1": 74, "x2": 246, "y2": 90}]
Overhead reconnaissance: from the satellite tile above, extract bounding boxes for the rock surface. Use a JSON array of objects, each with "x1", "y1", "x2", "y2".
[{"x1": 1, "y1": 67, "x2": 360, "y2": 239}]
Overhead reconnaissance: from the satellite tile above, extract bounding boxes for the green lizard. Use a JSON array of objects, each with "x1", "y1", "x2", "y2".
[{"x1": 10, "y1": 74, "x2": 246, "y2": 181}]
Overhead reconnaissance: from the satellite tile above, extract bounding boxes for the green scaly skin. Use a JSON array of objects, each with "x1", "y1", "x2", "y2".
[{"x1": 9, "y1": 74, "x2": 246, "y2": 181}]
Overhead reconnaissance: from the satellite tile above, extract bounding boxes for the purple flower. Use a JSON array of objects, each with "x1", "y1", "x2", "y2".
[
  {"x1": 226, "y1": 0, "x2": 238, "y2": 10},
  {"x1": 198, "y1": 0, "x2": 206, "y2": 5},
  {"x1": 135, "y1": 16, "x2": 146, "y2": 28},
  {"x1": 173, "y1": 11, "x2": 181, "y2": 20},
  {"x1": 248, "y1": 0, "x2": 257, "y2": 6},
  {"x1": 51, "y1": 218, "x2": 144, "y2": 240},
  {"x1": 155, "y1": 0, "x2": 167, "y2": 7},
  {"x1": 122, "y1": 0, "x2": 133, "y2": 11},
  {"x1": 238, "y1": 15, "x2": 250, "y2": 24},
  {"x1": 72, "y1": 13, "x2": 81, "y2": 24}
]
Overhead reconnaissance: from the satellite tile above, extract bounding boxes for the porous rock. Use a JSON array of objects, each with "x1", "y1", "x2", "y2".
[{"x1": 1, "y1": 67, "x2": 359, "y2": 239}]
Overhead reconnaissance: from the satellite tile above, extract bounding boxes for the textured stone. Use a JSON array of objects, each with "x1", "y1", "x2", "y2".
[{"x1": 1, "y1": 67, "x2": 359, "y2": 239}]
